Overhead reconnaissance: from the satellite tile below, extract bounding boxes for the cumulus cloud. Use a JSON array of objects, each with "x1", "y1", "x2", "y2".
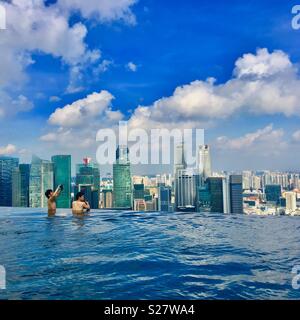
[
  {"x1": 49, "y1": 91, "x2": 116, "y2": 127},
  {"x1": 128, "y1": 48, "x2": 300, "y2": 130},
  {"x1": 126, "y1": 62, "x2": 138, "y2": 72},
  {"x1": 58, "y1": 0, "x2": 137, "y2": 24},
  {"x1": 234, "y1": 48, "x2": 293, "y2": 79},
  {"x1": 0, "y1": 0, "x2": 137, "y2": 117},
  {"x1": 0, "y1": 144, "x2": 17, "y2": 155},
  {"x1": 292, "y1": 130, "x2": 300, "y2": 142},
  {"x1": 215, "y1": 124, "x2": 285, "y2": 150},
  {"x1": 0, "y1": 90, "x2": 33, "y2": 118},
  {"x1": 41, "y1": 90, "x2": 124, "y2": 150}
]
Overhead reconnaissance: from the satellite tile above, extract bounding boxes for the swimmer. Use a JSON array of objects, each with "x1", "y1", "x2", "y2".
[
  {"x1": 72, "y1": 192, "x2": 90, "y2": 215},
  {"x1": 45, "y1": 184, "x2": 63, "y2": 216}
]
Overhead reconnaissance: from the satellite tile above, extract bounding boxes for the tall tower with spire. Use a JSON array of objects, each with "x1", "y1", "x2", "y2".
[{"x1": 198, "y1": 145, "x2": 212, "y2": 183}]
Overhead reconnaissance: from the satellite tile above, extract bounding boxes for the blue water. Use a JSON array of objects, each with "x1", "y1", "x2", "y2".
[{"x1": 0, "y1": 208, "x2": 300, "y2": 300}]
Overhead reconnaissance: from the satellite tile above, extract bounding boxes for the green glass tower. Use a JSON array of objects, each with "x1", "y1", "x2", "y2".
[
  {"x1": 113, "y1": 146, "x2": 132, "y2": 208},
  {"x1": 51, "y1": 155, "x2": 71, "y2": 208},
  {"x1": 12, "y1": 164, "x2": 30, "y2": 207},
  {"x1": 75, "y1": 160, "x2": 100, "y2": 209},
  {"x1": 29, "y1": 155, "x2": 53, "y2": 208},
  {"x1": 0, "y1": 156, "x2": 19, "y2": 207}
]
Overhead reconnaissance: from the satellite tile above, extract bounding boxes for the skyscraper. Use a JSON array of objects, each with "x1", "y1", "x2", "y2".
[
  {"x1": 265, "y1": 184, "x2": 281, "y2": 203},
  {"x1": 158, "y1": 185, "x2": 171, "y2": 212},
  {"x1": 29, "y1": 155, "x2": 53, "y2": 208},
  {"x1": 175, "y1": 169, "x2": 199, "y2": 211},
  {"x1": 101, "y1": 189, "x2": 113, "y2": 208},
  {"x1": 113, "y1": 145, "x2": 132, "y2": 208},
  {"x1": 197, "y1": 183, "x2": 212, "y2": 212},
  {"x1": 0, "y1": 156, "x2": 19, "y2": 207},
  {"x1": 198, "y1": 145, "x2": 212, "y2": 183},
  {"x1": 51, "y1": 155, "x2": 71, "y2": 208},
  {"x1": 285, "y1": 192, "x2": 297, "y2": 213},
  {"x1": 207, "y1": 177, "x2": 224, "y2": 213},
  {"x1": 229, "y1": 175, "x2": 243, "y2": 214},
  {"x1": 75, "y1": 158, "x2": 100, "y2": 209},
  {"x1": 12, "y1": 164, "x2": 30, "y2": 207},
  {"x1": 133, "y1": 183, "x2": 145, "y2": 200}
]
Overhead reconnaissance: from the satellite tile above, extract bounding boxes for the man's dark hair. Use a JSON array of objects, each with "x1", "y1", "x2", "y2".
[
  {"x1": 76, "y1": 192, "x2": 84, "y2": 200},
  {"x1": 45, "y1": 189, "x2": 53, "y2": 199}
]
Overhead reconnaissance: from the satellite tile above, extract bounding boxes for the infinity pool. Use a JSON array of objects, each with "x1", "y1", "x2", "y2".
[{"x1": 0, "y1": 208, "x2": 300, "y2": 300}]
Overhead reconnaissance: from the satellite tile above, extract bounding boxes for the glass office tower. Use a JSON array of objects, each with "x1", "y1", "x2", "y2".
[
  {"x1": 207, "y1": 177, "x2": 224, "y2": 213},
  {"x1": 229, "y1": 175, "x2": 243, "y2": 214},
  {"x1": 75, "y1": 160, "x2": 100, "y2": 209},
  {"x1": 113, "y1": 146, "x2": 132, "y2": 208},
  {"x1": 0, "y1": 156, "x2": 19, "y2": 207},
  {"x1": 29, "y1": 155, "x2": 54, "y2": 208},
  {"x1": 12, "y1": 164, "x2": 30, "y2": 207},
  {"x1": 51, "y1": 155, "x2": 71, "y2": 208},
  {"x1": 265, "y1": 184, "x2": 282, "y2": 203}
]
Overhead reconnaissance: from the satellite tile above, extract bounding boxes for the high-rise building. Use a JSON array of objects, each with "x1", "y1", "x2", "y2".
[
  {"x1": 207, "y1": 177, "x2": 224, "y2": 213},
  {"x1": 175, "y1": 169, "x2": 200, "y2": 211},
  {"x1": 158, "y1": 185, "x2": 171, "y2": 212},
  {"x1": 0, "y1": 156, "x2": 19, "y2": 207},
  {"x1": 75, "y1": 158, "x2": 100, "y2": 209},
  {"x1": 174, "y1": 143, "x2": 187, "y2": 175},
  {"x1": 197, "y1": 183, "x2": 211, "y2": 212},
  {"x1": 229, "y1": 175, "x2": 243, "y2": 214},
  {"x1": 198, "y1": 145, "x2": 212, "y2": 183},
  {"x1": 133, "y1": 183, "x2": 145, "y2": 200},
  {"x1": 12, "y1": 167, "x2": 21, "y2": 207},
  {"x1": 113, "y1": 146, "x2": 132, "y2": 208},
  {"x1": 101, "y1": 189, "x2": 113, "y2": 208},
  {"x1": 265, "y1": 184, "x2": 281, "y2": 203},
  {"x1": 285, "y1": 192, "x2": 297, "y2": 213},
  {"x1": 51, "y1": 155, "x2": 71, "y2": 208},
  {"x1": 29, "y1": 155, "x2": 53, "y2": 208},
  {"x1": 12, "y1": 164, "x2": 30, "y2": 207}
]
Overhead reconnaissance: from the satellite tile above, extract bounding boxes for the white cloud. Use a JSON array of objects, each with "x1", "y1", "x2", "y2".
[
  {"x1": 0, "y1": 144, "x2": 17, "y2": 155},
  {"x1": 0, "y1": 0, "x2": 137, "y2": 117},
  {"x1": 234, "y1": 48, "x2": 293, "y2": 79},
  {"x1": 49, "y1": 90, "x2": 115, "y2": 127},
  {"x1": 126, "y1": 62, "x2": 138, "y2": 72},
  {"x1": 292, "y1": 130, "x2": 300, "y2": 142},
  {"x1": 215, "y1": 124, "x2": 285, "y2": 150},
  {"x1": 42, "y1": 90, "x2": 125, "y2": 151},
  {"x1": 0, "y1": 91, "x2": 33, "y2": 118},
  {"x1": 49, "y1": 96, "x2": 62, "y2": 103},
  {"x1": 93, "y1": 59, "x2": 114, "y2": 76},
  {"x1": 128, "y1": 48, "x2": 300, "y2": 130},
  {"x1": 58, "y1": 0, "x2": 138, "y2": 24}
]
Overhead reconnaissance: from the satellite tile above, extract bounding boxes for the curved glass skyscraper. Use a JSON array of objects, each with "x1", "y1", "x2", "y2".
[
  {"x1": 113, "y1": 146, "x2": 132, "y2": 208},
  {"x1": 52, "y1": 155, "x2": 71, "y2": 208}
]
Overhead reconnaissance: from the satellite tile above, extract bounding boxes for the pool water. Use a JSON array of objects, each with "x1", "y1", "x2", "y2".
[{"x1": 0, "y1": 207, "x2": 300, "y2": 300}]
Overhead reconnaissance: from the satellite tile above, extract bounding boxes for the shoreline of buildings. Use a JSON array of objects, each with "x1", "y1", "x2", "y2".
[{"x1": 1, "y1": 145, "x2": 300, "y2": 216}]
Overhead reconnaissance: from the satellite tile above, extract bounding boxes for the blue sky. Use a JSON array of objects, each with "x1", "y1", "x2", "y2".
[{"x1": 1, "y1": 0, "x2": 300, "y2": 173}]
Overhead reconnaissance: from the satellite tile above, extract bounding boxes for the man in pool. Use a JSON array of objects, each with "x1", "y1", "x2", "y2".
[
  {"x1": 72, "y1": 192, "x2": 90, "y2": 215},
  {"x1": 45, "y1": 185, "x2": 63, "y2": 216}
]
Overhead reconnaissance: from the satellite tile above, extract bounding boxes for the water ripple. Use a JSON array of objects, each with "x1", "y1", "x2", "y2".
[{"x1": 0, "y1": 208, "x2": 300, "y2": 300}]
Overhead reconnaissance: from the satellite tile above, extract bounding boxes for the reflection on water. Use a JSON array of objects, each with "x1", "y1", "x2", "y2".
[{"x1": 0, "y1": 208, "x2": 300, "y2": 300}]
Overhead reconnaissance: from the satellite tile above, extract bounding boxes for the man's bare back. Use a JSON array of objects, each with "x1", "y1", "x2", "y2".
[{"x1": 45, "y1": 185, "x2": 62, "y2": 216}]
